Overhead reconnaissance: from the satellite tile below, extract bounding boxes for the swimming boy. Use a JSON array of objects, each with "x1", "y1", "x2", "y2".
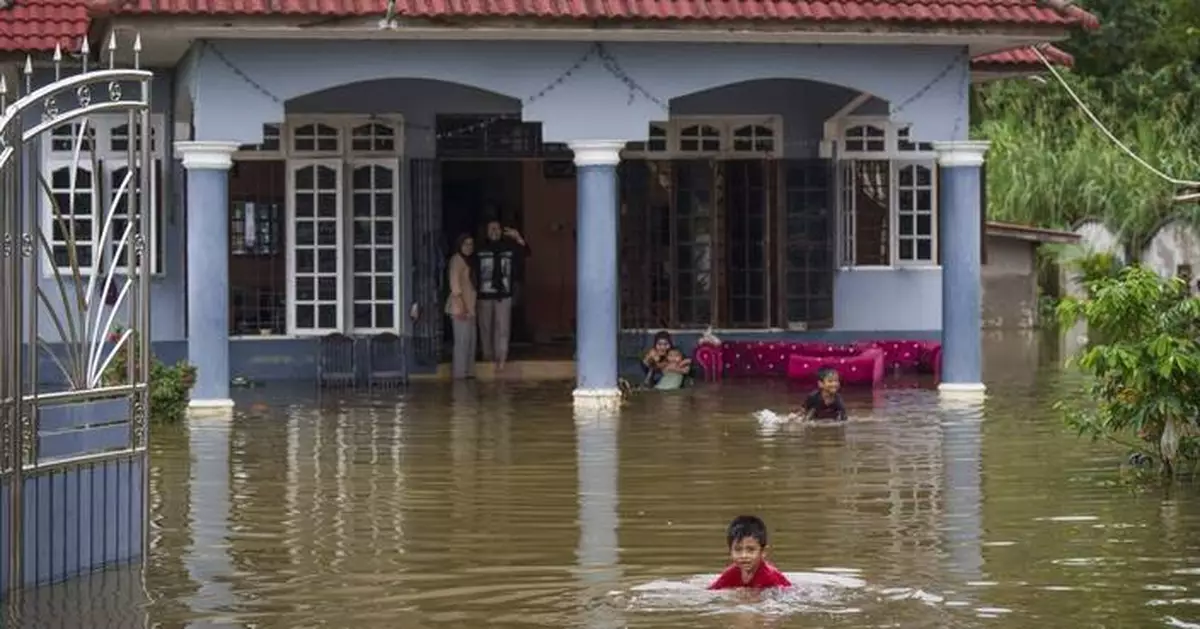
[
  {"x1": 799, "y1": 366, "x2": 848, "y2": 421},
  {"x1": 653, "y1": 347, "x2": 691, "y2": 391},
  {"x1": 709, "y1": 515, "x2": 792, "y2": 590}
]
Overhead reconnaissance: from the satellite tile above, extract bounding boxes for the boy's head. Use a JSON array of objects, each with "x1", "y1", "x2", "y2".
[
  {"x1": 666, "y1": 347, "x2": 684, "y2": 363},
  {"x1": 726, "y1": 515, "x2": 770, "y2": 576},
  {"x1": 816, "y1": 366, "x2": 841, "y2": 395}
]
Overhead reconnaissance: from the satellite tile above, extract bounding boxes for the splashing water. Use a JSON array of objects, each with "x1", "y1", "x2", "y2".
[{"x1": 614, "y1": 571, "x2": 873, "y2": 616}]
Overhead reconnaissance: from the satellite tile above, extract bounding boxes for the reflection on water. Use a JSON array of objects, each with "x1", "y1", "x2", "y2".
[{"x1": 7, "y1": 332, "x2": 1200, "y2": 628}]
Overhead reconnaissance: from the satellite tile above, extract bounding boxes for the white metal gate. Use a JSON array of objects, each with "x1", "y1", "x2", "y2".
[{"x1": 0, "y1": 39, "x2": 153, "y2": 593}]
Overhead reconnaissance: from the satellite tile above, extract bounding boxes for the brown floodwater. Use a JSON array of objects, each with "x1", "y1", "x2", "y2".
[{"x1": 7, "y1": 332, "x2": 1200, "y2": 628}]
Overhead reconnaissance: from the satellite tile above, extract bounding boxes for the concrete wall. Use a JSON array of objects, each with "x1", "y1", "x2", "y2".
[
  {"x1": 1141, "y1": 219, "x2": 1200, "y2": 285},
  {"x1": 982, "y1": 235, "x2": 1038, "y2": 329}
]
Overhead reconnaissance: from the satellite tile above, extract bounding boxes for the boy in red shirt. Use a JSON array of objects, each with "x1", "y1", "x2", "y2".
[{"x1": 709, "y1": 515, "x2": 792, "y2": 590}]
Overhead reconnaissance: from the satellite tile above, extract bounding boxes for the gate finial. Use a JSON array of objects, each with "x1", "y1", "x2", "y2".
[
  {"x1": 22, "y1": 55, "x2": 31, "y2": 94},
  {"x1": 133, "y1": 33, "x2": 142, "y2": 69},
  {"x1": 53, "y1": 42, "x2": 62, "y2": 80},
  {"x1": 107, "y1": 32, "x2": 118, "y2": 69},
  {"x1": 80, "y1": 36, "x2": 90, "y2": 73},
  {"x1": 0, "y1": 75, "x2": 7, "y2": 110}
]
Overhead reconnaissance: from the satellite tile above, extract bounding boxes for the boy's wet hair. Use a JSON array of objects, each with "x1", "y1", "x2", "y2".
[
  {"x1": 816, "y1": 366, "x2": 840, "y2": 382},
  {"x1": 726, "y1": 515, "x2": 769, "y2": 547},
  {"x1": 653, "y1": 330, "x2": 673, "y2": 345}
]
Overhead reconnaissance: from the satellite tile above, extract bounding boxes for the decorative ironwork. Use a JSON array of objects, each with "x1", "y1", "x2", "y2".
[
  {"x1": 410, "y1": 159, "x2": 444, "y2": 368},
  {"x1": 1, "y1": 34, "x2": 153, "y2": 593},
  {"x1": 18, "y1": 415, "x2": 33, "y2": 466}
]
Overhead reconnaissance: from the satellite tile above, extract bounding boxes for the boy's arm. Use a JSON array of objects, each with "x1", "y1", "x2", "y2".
[
  {"x1": 795, "y1": 392, "x2": 817, "y2": 416},
  {"x1": 835, "y1": 395, "x2": 849, "y2": 421},
  {"x1": 708, "y1": 566, "x2": 739, "y2": 590}
]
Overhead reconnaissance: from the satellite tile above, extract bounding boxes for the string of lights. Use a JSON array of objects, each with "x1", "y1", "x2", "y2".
[{"x1": 203, "y1": 40, "x2": 969, "y2": 153}]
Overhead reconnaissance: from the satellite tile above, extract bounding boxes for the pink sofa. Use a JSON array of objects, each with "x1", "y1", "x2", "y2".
[{"x1": 693, "y1": 339, "x2": 941, "y2": 386}]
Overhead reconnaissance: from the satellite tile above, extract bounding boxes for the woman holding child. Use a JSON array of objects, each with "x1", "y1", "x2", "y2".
[{"x1": 641, "y1": 331, "x2": 694, "y2": 390}]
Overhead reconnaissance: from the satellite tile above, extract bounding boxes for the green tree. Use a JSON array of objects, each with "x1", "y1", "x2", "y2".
[
  {"x1": 972, "y1": 0, "x2": 1200, "y2": 245},
  {"x1": 1056, "y1": 263, "x2": 1200, "y2": 476}
]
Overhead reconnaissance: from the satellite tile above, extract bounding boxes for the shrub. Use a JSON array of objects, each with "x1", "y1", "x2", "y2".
[
  {"x1": 1056, "y1": 264, "x2": 1200, "y2": 476},
  {"x1": 102, "y1": 327, "x2": 197, "y2": 424}
]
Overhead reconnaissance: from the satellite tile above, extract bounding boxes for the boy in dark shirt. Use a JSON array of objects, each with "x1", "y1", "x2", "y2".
[
  {"x1": 800, "y1": 366, "x2": 848, "y2": 421},
  {"x1": 709, "y1": 515, "x2": 792, "y2": 590}
]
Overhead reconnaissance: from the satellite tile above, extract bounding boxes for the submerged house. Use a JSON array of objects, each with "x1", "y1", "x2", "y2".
[{"x1": 0, "y1": 0, "x2": 1097, "y2": 407}]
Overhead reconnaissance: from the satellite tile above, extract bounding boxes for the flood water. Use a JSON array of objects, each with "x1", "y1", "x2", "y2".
[{"x1": 8, "y1": 332, "x2": 1200, "y2": 628}]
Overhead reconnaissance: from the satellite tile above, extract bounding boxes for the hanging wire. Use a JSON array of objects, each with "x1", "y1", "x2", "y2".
[{"x1": 1032, "y1": 46, "x2": 1200, "y2": 196}]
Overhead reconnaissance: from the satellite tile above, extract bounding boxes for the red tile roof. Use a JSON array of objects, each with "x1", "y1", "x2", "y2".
[
  {"x1": 0, "y1": 0, "x2": 88, "y2": 52},
  {"x1": 0, "y1": 0, "x2": 1099, "y2": 53},
  {"x1": 973, "y1": 43, "x2": 1074, "y2": 69},
  {"x1": 103, "y1": 0, "x2": 1097, "y2": 27}
]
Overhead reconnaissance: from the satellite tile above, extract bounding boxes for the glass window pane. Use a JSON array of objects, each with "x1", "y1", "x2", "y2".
[
  {"x1": 318, "y1": 277, "x2": 337, "y2": 301},
  {"x1": 296, "y1": 305, "x2": 315, "y2": 329},
  {"x1": 317, "y1": 305, "x2": 337, "y2": 329},
  {"x1": 916, "y1": 238, "x2": 932, "y2": 261},
  {"x1": 375, "y1": 305, "x2": 394, "y2": 329},
  {"x1": 317, "y1": 249, "x2": 337, "y2": 273},
  {"x1": 354, "y1": 304, "x2": 372, "y2": 328},
  {"x1": 354, "y1": 276, "x2": 372, "y2": 300}
]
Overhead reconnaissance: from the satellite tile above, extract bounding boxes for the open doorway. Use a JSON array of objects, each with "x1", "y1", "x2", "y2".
[
  {"x1": 438, "y1": 158, "x2": 578, "y2": 359},
  {"x1": 440, "y1": 159, "x2": 578, "y2": 359}
]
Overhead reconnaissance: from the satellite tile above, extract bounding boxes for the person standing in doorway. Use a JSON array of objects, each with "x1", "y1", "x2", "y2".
[
  {"x1": 476, "y1": 216, "x2": 531, "y2": 373},
  {"x1": 446, "y1": 234, "x2": 478, "y2": 379}
]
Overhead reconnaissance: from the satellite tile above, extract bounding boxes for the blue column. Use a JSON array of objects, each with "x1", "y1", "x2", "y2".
[
  {"x1": 175, "y1": 141, "x2": 240, "y2": 411},
  {"x1": 934, "y1": 141, "x2": 990, "y2": 394},
  {"x1": 569, "y1": 141, "x2": 624, "y2": 404}
]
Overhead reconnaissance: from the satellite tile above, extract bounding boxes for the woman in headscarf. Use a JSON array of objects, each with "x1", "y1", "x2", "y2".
[{"x1": 445, "y1": 233, "x2": 478, "y2": 379}]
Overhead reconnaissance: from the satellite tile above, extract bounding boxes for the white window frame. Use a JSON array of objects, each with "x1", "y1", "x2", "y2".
[
  {"x1": 233, "y1": 115, "x2": 407, "y2": 337},
  {"x1": 891, "y1": 160, "x2": 938, "y2": 266},
  {"x1": 286, "y1": 158, "x2": 346, "y2": 336},
  {"x1": 622, "y1": 115, "x2": 784, "y2": 159},
  {"x1": 830, "y1": 116, "x2": 939, "y2": 269},
  {"x1": 40, "y1": 114, "x2": 166, "y2": 277},
  {"x1": 347, "y1": 158, "x2": 403, "y2": 335}
]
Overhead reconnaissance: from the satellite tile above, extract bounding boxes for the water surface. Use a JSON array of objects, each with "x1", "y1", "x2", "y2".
[{"x1": 9, "y1": 333, "x2": 1200, "y2": 628}]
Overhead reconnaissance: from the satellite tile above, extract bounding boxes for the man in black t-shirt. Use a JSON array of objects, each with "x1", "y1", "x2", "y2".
[{"x1": 476, "y1": 218, "x2": 531, "y2": 372}]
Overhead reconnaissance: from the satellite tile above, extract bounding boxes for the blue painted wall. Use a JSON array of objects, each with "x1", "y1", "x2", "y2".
[{"x1": 183, "y1": 40, "x2": 969, "y2": 145}]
